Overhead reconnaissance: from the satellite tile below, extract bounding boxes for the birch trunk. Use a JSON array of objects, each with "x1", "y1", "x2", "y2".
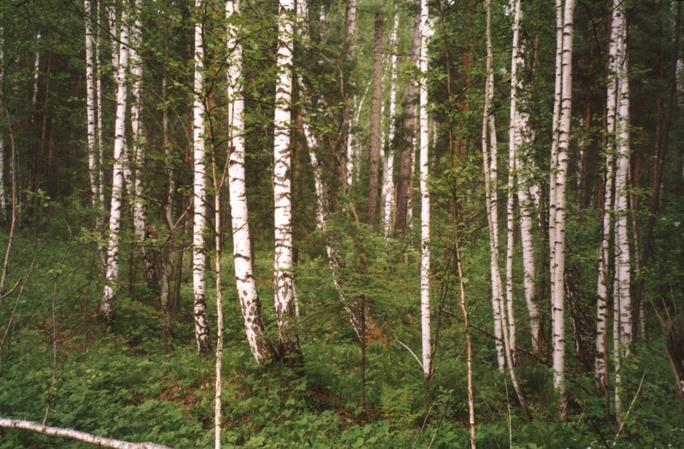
[
  {"x1": 505, "y1": 16, "x2": 518, "y2": 358},
  {"x1": 95, "y1": 0, "x2": 105, "y2": 209},
  {"x1": 418, "y1": 0, "x2": 431, "y2": 379},
  {"x1": 192, "y1": 0, "x2": 211, "y2": 355},
  {"x1": 211, "y1": 150, "x2": 224, "y2": 449},
  {"x1": 84, "y1": 1, "x2": 99, "y2": 211},
  {"x1": 100, "y1": 8, "x2": 129, "y2": 321},
  {"x1": 381, "y1": 13, "x2": 399, "y2": 238},
  {"x1": 395, "y1": 13, "x2": 421, "y2": 235},
  {"x1": 273, "y1": 0, "x2": 301, "y2": 361},
  {"x1": 549, "y1": 0, "x2": 563, "y2": 309},
  {"x1": 455, "y1": 223, "x2": 476, "y2": 449},
  {"x1": 510, "y1": 0, "x2": 540, "y2": 354},
  {"x1": 129, "y1": 0, "x2": 157, "y2": 290},
  {"x1": 615, "y1": 7, "x2": 632, "y2": 357},
  {"x1": 482, "y1": 0, "x2": 506, "y2": 371},
  {"x1": 368, "y1": 13, "x2": 384, "y2": 226},
  {"x1": 31, "y1": 32, "x2": 41, "y2": 110},
  {"x1": 338, "y1": 0, "x2": 357, "y2": 192},
  {"x1": 0, "y1": 417, "x2": 172, "y2": 449},
  {"x1": 550, "y1": 0, "x2": 575, "y2": 419},
  {"x1": 595, "y1": 0, "x2": 620, "y2": 396},
  {"x1": 226, "y1": 0, "x2": 272, "y2": 364},
  {"x1": 613, "y1": 4, "x2": 631, "y2": 422}
]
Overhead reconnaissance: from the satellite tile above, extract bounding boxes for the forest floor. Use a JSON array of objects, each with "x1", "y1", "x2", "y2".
[{"x1": 1, "y1": 221, "x2": 683, "y2": 449}]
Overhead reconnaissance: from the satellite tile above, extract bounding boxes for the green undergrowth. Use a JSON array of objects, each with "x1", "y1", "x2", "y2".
[{"x1": 0, "y1": 225, "x2": 683, "y2": 449}]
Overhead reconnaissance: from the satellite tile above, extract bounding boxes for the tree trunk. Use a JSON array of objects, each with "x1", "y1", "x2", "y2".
[
  {"x1": 613, "y1": 3, "x2": 631, "y2": 422},
  {"x1": 100, "y1": 7, "x2": 130, "y2": 321},
  {"x1": 0, "y1": 417, "x2": 172, "y2": 449},
  {"x1": 395, "y1": 13, "x2": 421, "y2": 236},
  {"x1": 95, "y1": 0, "x2": 105, "y2": 210},
  {"x1": 481, "y1": 0, "x2": 506, "y2": 372},
  {"x1": 191, "y1": 0, "x2": 211, "y2": 355},
  {"x1": 226, "y1": 0, "x2": 272, "y2": 364},
  {"x1": 381, "y1": 13, "x2": 399, "y2": 238},
  {"x1": 418, "y1": 0, "x2": 431, "y2": 379},
  {"x1": 367, "y1": 13, "x2": 384, "y2": 226},
  {"x1": 84, "y1": 0, "x2": 99, "y2": 212},
  {"x1": 128, "y1": 0, "x2": 157, "y2": 290},
  {"x1": 550, "y1": 0, "x2": 575, "y2": 420},
  {"x1": 595, "y1": 0, "x2": 620, "y2": 397},
  {"x1": 510, "y1": 0, "x2": 541, "y2": 355},
  {"x1": 273, "y1": 0, "x2": 302, "y2": 362}
]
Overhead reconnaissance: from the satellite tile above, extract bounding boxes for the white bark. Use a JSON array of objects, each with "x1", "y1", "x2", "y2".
[
  {"x1": 550, "y1": 0, "x2": 575, "y2": 419},
  {"x1": 482, "y1": 0, "x2": 506, "y2": 371},
  {"x1": 613, "y1": 4, "x2": 631, "y2": 421},
  {"x1": 381, "y1": 13, "x2": 400, "y2": 238},
  {"x1": 418, "y1": 0, "x2": 431, "y2": 379},
  {"x1": 0, "y1": 417, "x2": 171, "y2": 449},
  {"x1": 548, "y1": 0, "x2": 563, "y2": 307},
  {"x1": 95, "y1": 0, "x2": 105, "y2": 209},
  {"x1": 31, "y1": 32, "x2": 41, "y2": 109},
  {"x1": 273, "y1": 0, "x2": 301, "y2": 358},
  {"x1": 226, "y1": 0, "x2": 271, "y2": 364},
  {"x1": 347, "y1": 82, "x2": 370, "y2": 188},
  {"x1": 505, "y1": 9, "x2": 520, "y2": 357},
  {"x1": 129, "y1": 0, "x2": 148, "y2": 249},
  {"x1": 212, "y1": 158, "x2": 224, "y2": 449},
  {"x1": 406, "y1": 135, "x2": 416, "y2": 233},
  {"x1": 101, "y1": 6, "x2": 130, "y2": 320},
  {"x1": 192, "y1": 0, "x2": 211, "y2": 354},
  {"x1": 595, "y1": 0, "x2": 620, "y2": 395},
  {"x1": 614, "y1": 7, "x2": 632, "y2": 356},
  {"x1": 510, "y1": 0, "x2": 540, "y2": 354},
  {"x1": 84, "y1": 0, "x2": 99, "y2": 210}
]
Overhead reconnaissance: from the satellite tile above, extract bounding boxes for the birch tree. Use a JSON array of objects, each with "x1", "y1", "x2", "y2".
[
  {"x1": 100, "y1": 6, "x2": 130, "y2": 320},
  {"x1": 509, "y1": 0, "x2": 541, "y2": 354},
  {"x1": 95, "y1": 0, "x2": 105, "y2": 209},
  {"x1": 481, "y1": 0, "x2": 505, "y2": 371},
  {"x1": 595, "y1": 0, "x2": 621, "y2": 397},
  {"x1": 84, "y1": 0, "x2": 99, "y2": 212},
  {"x1": 273, "y1": 0, "x2": 302, "y2": 361},
  {"x1": 549, "y1": 0, "x2": 576, "y2": 419},
  {"x1": 395, "y1": 13, "x2": 421, "y2": 235},
  {"x1": 128, "y1": 0, "x2": 156, "y2": 289},
  {"x1": 191, "y1": 0, "x2": 211, "y2": 355},
  {"x1": 418, "y1": 0, "x2": 432, "y2": 379},
  {"x1": 368, "y1": 13, "x2": 384, "y2": 226},
  {"x1": 613, "y1": 2, "x2": 632, "y2": 421},
  {"x1": 381, "y1": 13, "x2": 399, "y2": 238},
  {"x1": 226, "y1": 0, "x2": 272, "y2": 364}
]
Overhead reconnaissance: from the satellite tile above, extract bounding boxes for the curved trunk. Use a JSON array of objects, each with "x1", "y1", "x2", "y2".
[{"x1": 481, "y1": 0, "x2": 505, "y2": 371}]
